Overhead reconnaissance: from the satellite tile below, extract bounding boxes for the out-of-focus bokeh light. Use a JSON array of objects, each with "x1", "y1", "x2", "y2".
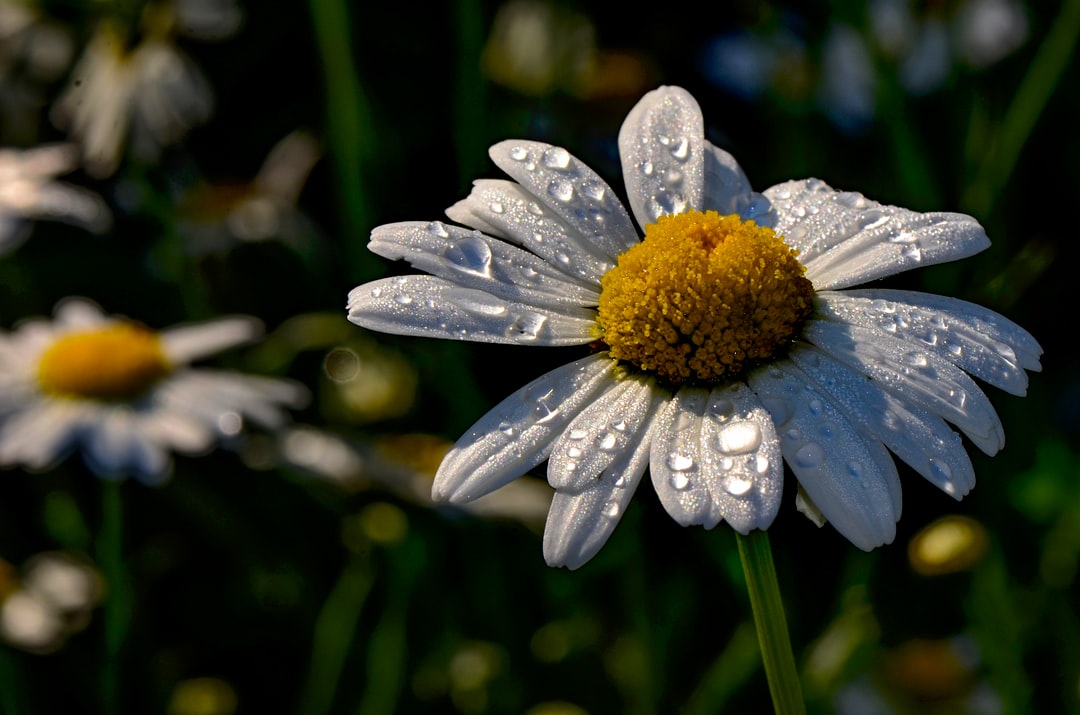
[
  {"x1": 0, "y1": 551, "x2": 102, "y2": 654},
  {"x1": 908, "y1": 515, "x2": 989, "y2": 576},
  {"x1": 167, "y1": 677, "x2": 238, "y2": 715}
]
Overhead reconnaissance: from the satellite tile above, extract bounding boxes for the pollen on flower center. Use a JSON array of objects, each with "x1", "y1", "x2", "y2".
[
  {"x1": 596, "y1": 210, "x2": 814, "y2": 386},
  {"x1": 36, "y1": 324, "x2": 172, "y2": 401}
]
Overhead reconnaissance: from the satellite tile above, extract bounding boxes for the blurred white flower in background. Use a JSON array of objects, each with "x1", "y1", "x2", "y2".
[
  {"x1": 0, "y1": 143, "x2": 111, "y2": 253},
  {"x1": 0, "y1": 550, "x2": 102, "y2": 654},
  {"x1": 0, "y1": 298, "x2": 307, "y2": 484}
]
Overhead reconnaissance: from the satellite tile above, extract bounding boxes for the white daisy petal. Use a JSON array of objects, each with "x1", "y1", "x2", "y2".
[
  {"x1": 618, "y1": 85, "x2": 706, "y2": 227},
  {"x1": 84, "y1": 410, "x2": 171, "y2": 481},
  {"x1": 801, "y1": 320, "x2": 1005, "y2": 455},
  {"x1": 650, "y1": 387, "x2": 715, "y2": 527},
  {"x1": 446, "y1": 179, "x2": 615, "y2": 285},
  {"x1": 543, "y1": 416, "x2": 656, "y2": 570},
  {"x1": 52, "y1": 298, "x2": 108, "y2": 330},
  {"x1": 0, "y1": 399, "x2": 86, "y2": 470},
  {"x1": 548, "y1": 374, "x2": 660, "y2": 491},
  {"x1": 702, "y1": 141, "x2": 776, "y2": 226},
  {"x1": 489, "y1": 140, "x2": 640, "y2": 261},
  {"x1": 818, "y1": 288, "x2": 1042, "y2": 375},
  {"x1": 434, "y1": 354, "x2": 617, "y2": 503},
  {"x1": 788, "y1": 345, "x2": 975, "y2": 498},
  {"x1": 699, "y1": 383, "x2": 784, "y2": 533},
  {"x1": 160, "y1": 317, "x2": 261, "y2": 365},
  {"x1": 347, "y1": 275, "x2": 597, "y2": 346},
  {"x1": 368, "y1": 221, "x2": 599, "y2": 310},
  {"x1": 748, "y1": 361, "x2": 901, "y2": 550},
  {"x1": 765, "y1": 178, "x2": 990, "y2": 288}
]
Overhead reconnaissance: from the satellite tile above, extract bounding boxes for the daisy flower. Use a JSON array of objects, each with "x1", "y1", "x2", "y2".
[
  {"x1": 0, "y1": 143, "x2": 111, "y2": 254},
  {"x1": 347, "y1": 86, "x2": 1041, "y2": 569},
  {"x1": 0, "y1": 298, "x2": 306, "y2": 484}
]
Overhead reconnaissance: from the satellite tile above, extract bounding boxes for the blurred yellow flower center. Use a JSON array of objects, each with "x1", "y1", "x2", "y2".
[
  {"x1": 37, "y1": 324, "x2": 172, "y2": 401},
  {"x1": 597, "y1": 210, "x2": 814, "y2": 386}
]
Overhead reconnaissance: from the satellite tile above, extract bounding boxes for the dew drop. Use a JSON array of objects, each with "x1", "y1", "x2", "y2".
[
  {"x1": 598, "y1": 432, "x2": 617, "y2": 451},
  {"x1": 509, "y1": 146, "x2": 528, "y2": 161},
  {"x1": 426, "y1": 220, "x2": 450, "y2": 237},
  {"x1": 807, "y1": 398, "x2": 823, "y2": 415},
  {"x1": 567, "y1": 446, "x2": 583, "y2": 459},
  {"x1": 948, "y1": 343, "x2": 963, "y2": 357},
  {"x1": 489, "y1": 201, "x2": 504, "y2": 214},
  {"x1": 905, "y1": 352, "x2": 929, "y2": 367},
  {"x1": 565, "y1": 460, "x2": 577, "y2": 472},
  {"x1": 498, "y1": 421, "x2": 515, "y2": 436},
  {"x1": 669, "y1": 473, "x2": 691, "y2": 491},
  {"x1": 393, "y1": 294, "x2": 413, "y2": 305},
  {"x1": 548, "y1": 179, "x2": 574, "y2": 202},
  {"x1": 664, "y1": 169, "x2": 682, "y2": 186},
  {"x1": 443, "y1": 236, "x2": 493, "y2": 278},
  {"x1": 667, "y1": 453, "x2": 695, "y2": 472},
  {"x1": 370, "y1": 287, "x2": 383, "y2": 298},
  {"x1": 717, "y1": 422, "x2": 762, "y2": 455},
  {"x1": 508, "y1": 312, "x2": 547, "y2": 340},
  {"x1": 670, "y1": 137, "x2": 690, "y2": 160},
  {"x1": 720, "y1": 457, "x2": 734, "y2": 471},
  {"x1": 902, "y1": 244, "x2": 923, "y2": 261},
  {"x1": 542, "y1": 146, "x2": 571, "y2": 169},
  {"x1": 642, "y1": 161, "x2": 654, "y2": 176},
  {"x1": 527, "y1": 201, "x2": 544, "y2": 216},
  {"x1": 889, "y1": 230, "x2": 918, "y2": 244},
  {"x1": 929, "y1": 458, "x2": 953, "y2": 483},
  {"x1": 847, "y1": 461, "x2": 862, "y2": 478},
  {"x1": 612, "y1": 420, "x2": 627, "y2": 432},
  {"x1": 794, "y1": 442, "x2": 825, "y2": 469},
  {"x1": 582, "y1": 181, "x2": 606, "y2": 201},
  {"x1": 723, "y1": 475, "x2": 753, "y2": 496},
  {"x1": 567, "y1": 429, "x2": 588, "y2": 441},
  {"x1": 755, "y1": 455, "x2": 770, "y2": 473},
  {"x1": 603, "y1": 501, "x2": 621, "y2": 518}
]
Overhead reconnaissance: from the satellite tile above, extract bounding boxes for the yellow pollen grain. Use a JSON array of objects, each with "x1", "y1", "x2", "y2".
[
  {"x1": 36, "y1": 323, "x2": 172, "y2": 401},
  {"x1": 597, "y1": 210, "x2": 814, "y2": 386}
]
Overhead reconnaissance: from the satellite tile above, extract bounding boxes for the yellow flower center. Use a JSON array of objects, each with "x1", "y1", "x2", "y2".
[
  {"x1": 36, "y1": 324, "x2": 172, "y2": 401},
  {"x1": 597, "y1": 210, "x2": 814, "y2": 386}
]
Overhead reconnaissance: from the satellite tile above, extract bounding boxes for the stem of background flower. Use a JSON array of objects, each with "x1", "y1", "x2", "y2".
[
  {"x1": 0, "y1": 646, "x2": 29, "y2": 713},
  {"x1": 735, "y1": 530, "x2": 805, "y2": 715},
  {"x1": 296, "y1": 554, "x2": 376, "y2": 715},
  {"x1": 963, "y1": 0, "x2": 1080, "y2": 217},
  {"x1": 307, "y1": 0, "x2": 379, "y2": 281},
  {"x1": 98, "y1": 480, "x2": 132, "y2": 715}
]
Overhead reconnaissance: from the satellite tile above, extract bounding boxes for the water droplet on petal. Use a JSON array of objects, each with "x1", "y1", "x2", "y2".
[
  {"x1": 370, "y1": 287, "x2": 383, "y2": 298},
  {"x1": 542, "y1": 146, "x2": 571, "y2": 169},
  {"x1": 498, "y1": 422, "x2": 515, "y2": 436},
  {"x1": 603, "y1": 501, "x2": 620, "y2": 518},
  {"x1": 567, "y1": 429, "x2": 588, "y2": 441},
  {"x1": 669, "y1": 473, "x2": 691, "y2": 490},
  {"x1": 598, "y1": 432, "x2": 617, "y2": 451},
  {"x1": 567, "y1": 446, "x2": 583, "y2": 459},
  {"x1": 723, "y1": 475, "x2": 753, "y2": 496},
  {"x1": 394, "y1": 294, "x2": 413, "y2": 305},
  {"x1": 667, "y1": 453, "x2": 695, "y2": 472},
  {"x1": 642, "y1": 161, "x2": 654, "y2": 176},
  {"x1": 717, "y1": 422, "x2": 762, "y2": 455},
  {"x1": 427, "y1": 221, "x2": 450, "y2": 237},
  {"x1": 930, "y1": 458, "x2": 952, "y2": 482},
  {"x1": 443, "y1": 236, "x2": 493, "y2": 278},
  {"x1": 508, "y1": 312, "x2": 547, "y2": 340},
  {"x1": 582, "y1": 181, "x2": 606, "y2": 201},
  {"x1": 509, "y1": 146, "x2": 528, "y2": 161},
  {"x1": 794, "y1": 442, "x2": 825, "y2": 469},
  {"x1": 548, "y1": 179, "x2": 574, "y2": 202},
  {"x1": 755, "y1": 455, "x2": 770, "y2": 473},
  {"x1": 489, "y1": 201, "x2": 504, "y2": 214},
  {"x1": 612, "y1": 420, "x2": 627, "y2": 432},
  {"x1": 670, "y1": 137, "x2": 690, "y2": 160}
]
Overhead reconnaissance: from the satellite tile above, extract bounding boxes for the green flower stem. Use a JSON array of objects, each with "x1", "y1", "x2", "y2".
[
  {"x1": 735, "y1": 529, "x2": 805, "y2": 715},
  {"x1": 98, "y1": 480, "x2": 132, "y2": 715},
  {"x1": 963, "y1": 0, "x2": 1080, "y2": 217},
  {"x1": 307, "y1": 0, "x2": 378, "y2": 280}
]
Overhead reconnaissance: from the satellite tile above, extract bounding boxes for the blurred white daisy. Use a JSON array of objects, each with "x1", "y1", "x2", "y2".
[
  {"x1": 347, "y1": 86, "x2": 1041, "y2": 569},
  {"x1": 0, "y1": 142, "x2": 111, "y2": 253},
  {"x1": 50, "y1": 19, "x2": 212, "y2": 177},
  {"x1": 0, "y1": 298, "x2": 306, "y2": 484}
]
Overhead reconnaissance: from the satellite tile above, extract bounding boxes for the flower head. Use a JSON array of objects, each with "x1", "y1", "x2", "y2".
[
  {"x1": 347, "y1": 86, "x2": 1041, "y2": 568},
  {"x1": 0, "y1": 298, "x2": 307, "y2": 484}
]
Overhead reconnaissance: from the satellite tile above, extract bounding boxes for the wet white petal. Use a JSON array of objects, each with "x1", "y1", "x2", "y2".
[
  {"x1": 489, "y1": 140, "x2": 640, "y2": 261},
  {"x1": 543, "y1": 388, "x2": 661, "y2": 569},
  {"x1": 699, "y1": 382, "x2": 784, "y2": 533},
  {"x1": 649, "y1": 387, "x2": 714, "y2": 527},
  {"x1": 160, "y1": 317, "x2": 261, "y2": 365},
  {"x1": 618, "y1": 85, "x2": 706, "y2": 227},
  {"x1": 801, "y1": 320, "x2": 1005, "y2": 455},
  {"x1": 368, "y1": 221, "x2": 599, "y2": 310},
  {"x1": 548, "y1": 373, "x2": 659, "y2": 490},
  {"x1": 702, "y1": 141, "x2": 776, "y2": 226},
  {"x1": 788, "y1": 345, "x2": 975, "y2": 498},
  {"x1": 348, "y1": 275, "x2": 597, "y2": 346},
  {"x1": 765, "y1": 178, "x2": 990, "y2": 288},
  {"x1": 818, "y1": 288, "x2": 1042, "y2": 376},
  {"x1": 434, "y1": 354, "x2": 617, "y2": 503},
  {"x1": 748, "y1": 361, "x2": 900, "y2": 550},
  {"x1": 446, "y1": 179, "x2": 614, "y2": 285}
]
